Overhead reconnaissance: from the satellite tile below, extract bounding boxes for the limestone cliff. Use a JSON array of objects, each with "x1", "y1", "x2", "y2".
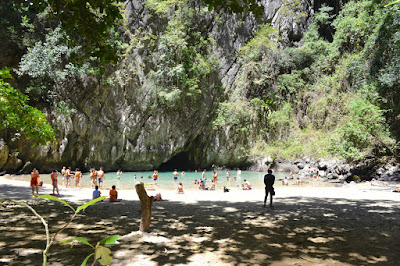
[{"x1": 1, "y1": 0, "x2": 315, "y2": 173}]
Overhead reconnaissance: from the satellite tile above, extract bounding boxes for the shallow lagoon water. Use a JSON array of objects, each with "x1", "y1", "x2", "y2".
[{"x1": 8, "y1": 170, "x2": 336, "y2": 190}]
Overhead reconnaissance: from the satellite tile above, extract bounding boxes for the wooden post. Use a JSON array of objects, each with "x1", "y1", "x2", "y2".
[{"x1": 135, "y1": 182, "x2": 153, "y2": 232}]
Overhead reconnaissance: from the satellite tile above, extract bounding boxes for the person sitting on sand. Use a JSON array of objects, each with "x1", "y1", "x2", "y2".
[
  {"x1": 153, "y1": 192, "x2": 162, "y2": 201},
  {"x1": 199, "y1": 177, "x2": 206, "y2": 190},
  {"x1": 393, "y1": 188, "x2": 400, "y2": 193},
  {"x1": 242, "y1": 179, "x2": 252, "y2": 190},
  {"x1": 223, "y1": 186, "x2": 230, "y2": 192},
  {"x1": 282, "y1": 176, "x2": 289, "y2": 186},
  {"x1": 296, "y1": 176, "x2": 302, "y2": 185},
  {"x1": 93, "y1": 185, "x2": 101, "y2": 199},
  {"x1": 50, "y1": 170, "x2": 60, "y2": 195},
  {"x1": 31, "y1": 168, "x2": 40, "y2": 197},
  {"x1": 109, "y1": 185, "x2": 121, "y2": 202},
  {"x1": 210, "y1": 180, "x2": 216, "y2": 190},
  {"x1": 177, "y1": 182, "x2": 184, "y2": 194}
]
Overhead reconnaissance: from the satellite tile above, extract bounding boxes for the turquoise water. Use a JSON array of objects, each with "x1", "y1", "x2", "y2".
[{"x1": 11, "y1": 170, "x2": 334, "y2": 190}]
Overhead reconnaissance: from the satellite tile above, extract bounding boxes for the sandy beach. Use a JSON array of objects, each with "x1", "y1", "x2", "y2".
[{"x1": 0, "y1": 175, "x2": 399, "y2": 265}]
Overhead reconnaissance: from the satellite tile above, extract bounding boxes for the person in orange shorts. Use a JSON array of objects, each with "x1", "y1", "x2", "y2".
[
  {"x1": 153, "y1": 170, "x2": 159, "y2": 185},
  {"x1": 30, "y1": 168, "x2": 40, "y2": 197},
  {"x1": 50, "y1": 170, "x2": 60, "y2": 195},
  {"x1": 109, "y1": 185, "x2": 121, "y2": 202},
  {"x1": 75, "y1": 168, "x2": 82, "y2": 188}
]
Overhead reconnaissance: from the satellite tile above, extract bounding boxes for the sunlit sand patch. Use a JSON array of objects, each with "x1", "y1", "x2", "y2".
[
  {"x1": 323, "y1": 213, "x2": 337, "y2": 217},
  {"x1": 307, "y1": 236, "x2": 336, "y2": 243},
  {"x1": 222, "y1": 207, "x2": 238, "y2": 212},
  {"x1": 15, "y1": 248, "x2": 42, "y2": 256}
]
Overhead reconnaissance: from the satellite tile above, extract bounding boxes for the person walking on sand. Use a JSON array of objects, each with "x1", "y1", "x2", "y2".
[
  {"x1": 173, "y1": 169, "x2": 179, "y2": 183},
  {"x1": 97, "y1": 167, "x2": 105, "y2": 189},
  {"x1": 50, "y1": 170, "x2": 60, "y2": 195},
  {"x1": 30, "y1": 168, "x2": 40, "y2": 197},
  {"x1": 264, "y1": 169, "x2": 275, "y2": 208}
]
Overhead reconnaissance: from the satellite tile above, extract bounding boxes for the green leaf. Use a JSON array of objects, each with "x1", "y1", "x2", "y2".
[
  {"x1": 95, "y1": 246, "x2": 113, "y2": 265},
  {"x1": 76, "y1": 196, "x2": 107, "y2": 214},
  {"x1": 99, "y1": 235, "x2": 120, "y2": 245},
  {"x1": 81, "y1": 253, "x2": 94, "y2": 266},
  {"x1": 38, "y1": 194, "x2": 75, "y2": 212},
  {"x1": 59, "y1": 237, "x2": 95, "y2": 248}
]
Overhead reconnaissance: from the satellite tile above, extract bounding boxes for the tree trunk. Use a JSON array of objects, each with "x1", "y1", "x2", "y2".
[{"x1": 135, "y1": 182, "x2": 153, "y2": 232}]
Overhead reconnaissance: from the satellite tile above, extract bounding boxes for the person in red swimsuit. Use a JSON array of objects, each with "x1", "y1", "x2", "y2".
[
  {"x1": 50, "y1": 170, "x2": 60, "y2": 195},
  {"x1": 31, "y1": 168, "x2": 40, "y2": 197}
]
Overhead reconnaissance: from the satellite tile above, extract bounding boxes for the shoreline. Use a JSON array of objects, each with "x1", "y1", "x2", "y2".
[{"x1": 1, "y1": 175, "x2": 399, "y2": 204}]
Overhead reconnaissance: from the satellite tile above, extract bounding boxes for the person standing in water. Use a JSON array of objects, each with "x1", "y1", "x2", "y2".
[
  {"x1": 173, "y1": 169, "x2": 179, "y2": 183},
  {"x1": 153, "y1": 170, "x2": 159, "y2": 185},
  {"x1": 97, "y1": 167, "x2": 105, "y2": 189},
  {"x1": 237, "y1": 169, "x2": 241, "y2": 181},
  {"x1": 264, "y1": 169, "x2": 275, "y2": 208}
]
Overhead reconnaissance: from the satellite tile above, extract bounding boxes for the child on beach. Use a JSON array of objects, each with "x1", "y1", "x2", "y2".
[
  {"x1": 242, "y1": 179, "x2": 252, "y2": 190},
  {"x1": 109, "y1": 185, "x2": 121, "y2": 202},
  {"x1": 177, "y1": 182, "x2": 184, "y2": 194},
  {"x1": 93, "y1": 185, "x2": 101, "y2": 199},
  {"x1": 30, "y1": 168, "x2": 39, "y2": 197},
  {"x1": 50, "y1": 170, "x2": 60, "y2": 195},
  {"x1": 282, "y1": 176, "x2": 289, "y2": 186}
]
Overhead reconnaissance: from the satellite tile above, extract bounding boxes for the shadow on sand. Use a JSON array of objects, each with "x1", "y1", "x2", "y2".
[{"x1": 0, "y1": 183, "x2": 399, "y2": 265}]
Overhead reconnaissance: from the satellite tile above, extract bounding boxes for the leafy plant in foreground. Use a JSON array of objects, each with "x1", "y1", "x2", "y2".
[
  {"x1": 10, "y1": 195, "x2": 120, "y2": 266},
  {"x1": 60, "y1": 235, "x2": 120, "y2": 266}
]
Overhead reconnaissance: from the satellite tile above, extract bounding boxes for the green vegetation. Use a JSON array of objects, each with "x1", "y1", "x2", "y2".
[
  {"x1": 0, "y1": 68, "x2": 55, "y2": 145},
  {"x1": 214, "y1": 0, "x2": 399, "y2": 162},
  {"x1": 146, "y1": 2, "x2": 221, "y2": 111},
  {"x1": 10, "y1": 195, "x2": 119, "y2": 266}
]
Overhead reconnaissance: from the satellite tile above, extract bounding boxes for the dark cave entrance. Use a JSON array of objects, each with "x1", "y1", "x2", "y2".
[{"x1": 158, "y1": 151, "x2": 198, "y2": 171}]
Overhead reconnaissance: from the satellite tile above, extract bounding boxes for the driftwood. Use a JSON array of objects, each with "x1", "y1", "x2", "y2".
[{"x1": 135, "y1": 182, "x2": 153, "y2": 232}]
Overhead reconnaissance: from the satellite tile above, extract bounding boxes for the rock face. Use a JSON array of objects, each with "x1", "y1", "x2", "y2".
[{"x1": 1, "y1": 0, "x2": 314, "y2": 173}]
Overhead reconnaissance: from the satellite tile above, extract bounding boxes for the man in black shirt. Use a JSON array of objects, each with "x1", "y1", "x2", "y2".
[{"x1": 264, "y1": 169, "x2": 275, "y2": 208}]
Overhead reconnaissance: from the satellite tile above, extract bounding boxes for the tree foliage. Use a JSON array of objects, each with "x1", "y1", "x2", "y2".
[{"x1": 0, "y1": 68, "x2": 55, "y2": 145}]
